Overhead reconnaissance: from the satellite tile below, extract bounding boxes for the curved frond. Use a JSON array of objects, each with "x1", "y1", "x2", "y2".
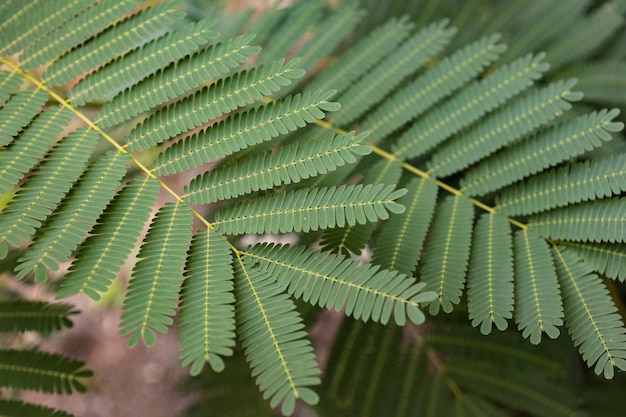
[
  {"x1": 0, "y1": 400, "x2": 75, "y2": 417},
  {"x1": 57, "y1": 176, "x2": 159, "y2": 300},
  {"x1": 428, "y1": 79, "x2": 580, "y2": 177},
  {"x1": 560, "y1": 60, "x2": 626, "y2": 107},
  {"x1": 0, "y1": 128, "x2": 99, "y2": 260},
  {"x1": 119, "y1": 201, "x2": 193, "y2": 348},
  {"x1": 178, "y1": 229, "x2": 235, "y2": 375},
  {"x1": 0, "y1": 349, "x2": 91, "y2": 394},
  {"x1": 372, "y1": 177, "x2": 438, "y2": 275},
  {"x1": 184, "y1": 131, "x2": 370, "y2": 204},
  {"x1": 529, "y1": 198, "x2": 626, "y2": 243},
  {"x1": 126, "y1": 59, "x2": 305, "y2": 152},
  {"x1": 467, "y1": 213, "x2": 514, "y2": 335},
  {"x1": 558, "y1": 241, "x2": 626, "y2": 282},
  {"x1": 154, "y1": 89, "x2": 338, "y2": 174},
  {"x1": 44, "y1": 2, "x2": 184, "y2": 87},
  {"x1": 461, "y1": 108, "x2": 624, "y2": 196},
  {"x1": 552, "y1": 247, "x2": 626, "y2": 379},
  {"x1": 392, "y1": 52, "x2": 549, "y2": 160},
  {"x1": 513, "y1": 229, "x2": 563, "y2": 344},
  {"x1": 96, "y1": 34, "x2": 260, "y2": 128},
  {"x1": 0, "y1": 89, "x2": 48, "y2": 146},
  {"x1": 496, "y1": 154, "x2": 626, "y2": 216},
  {"x1": 14, "y1": 152, "x2": 130, "y2": 282},
  {"x1": 214, "y1": 184, "x2": 406, "y2": 235},
  {"x1": 245, "y1": 243, "x2": 435, "y2": 325},
  {"x1": 233, "y1": 258, "x2": 319, "y2": 416},
  {"x1": 420, "y1": 195, "x2": 474, "y2": 315},
  {"x1": 0, "y1": 70, "x2": 21, "y2": 105},
  {"x1": 0, "y1": 301, "x2": 76, "y2": 333}
]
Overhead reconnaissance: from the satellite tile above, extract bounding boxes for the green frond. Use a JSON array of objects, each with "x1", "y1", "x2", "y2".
[
  {"x1": 0, "y1": 70, "x2": 21, "y2": 105},
  {"x1": 178, "y1": 229, "x2": 235, "y2": 375},
  {"x1": 0, "y1": 128, "x2": 99, "y2": 260},
  {"x1": 244, "y1": 243, "x2": 435, "y2": 326},
  {"x1": 0, "y1": 0, "x2": 44, "y2": 48},
  {"x1": 0, "y1": 89, "x2": 48, "y2": 146},
  {"x1": 233, "y1": 258, "x2": 319, "y2": 416},
  {"x1": 57, "y1": 176, "x2": 159, "y2": 300},
  {"x1": 372, "y1": 177, "x2": 438, "y2": 275},
  {"x1": 0, "y1": 399, "x2": 75, "y2": 417},
  {"x1": 542, "y1": 8, "x2": 624, "y2": 68},
  {"x1": 0, "y1": 108, "x2": 72, "y2": 194},
  {"x1": 14, "y1": 152, "x2": 130, "y2": 282},
  {"x1": 184, "y1": 131, "x2": 370, "y2": 204},
  {"x1": 69, "y1": 19, "x2": 218, "y2": 106},
  {"x1": 331, "y1": 19, "x2": 456, "y2": 126},
  {"x1": 363, "y1": 34, "x2": 506, "y2": 142},
  {"x1": 21, "y1": 0, "x2": 139, "y2": 70},
  {"x1": 126, "y1": 58, "x2": 304, "y2": 152},
  {"x1": 558, "y1": 241, "x2": 626, "y2": 282},
  {"x1": 0, "y1": 301, "x2": 76, "y2": 333},
  {"x1": 154, "y1": 90, "x2": 340, "y2": 174},
  {"x1": 560, "y1": 60, "x2": 626, "y2": 107},
  {"x1": 319, "y1": 158, "x2": 403, "y2": 255},
  {"x1": 44, "y1": 2, "x2": 184, "y2": 87},
  {"x1": 96, "y1": 34, "x2": 260, "y2": 128},
  {"x1": 467, "y1": 213, "x2": 514, "y2": 335},
  {"x1": 428, "y1": 79, "x2": 581, "y2": 178},
  {"x1": 213, "y1": 184, "x2": 406, "y2": 235},
  {"x1": 513, "y1": 229, "x2": 563, "y2": 344},
  {"x1": 529, "y1": 198, "x2": 626, "y2": 243},
  {"x1": 0, "y1": 349, "x2": 91, "y2": 394},
  {"x1": 461, "y1": 108, "x2": 624, "y2": 196},
  {"x1": 392, "y1": 52, "x2": 549, "y2": 160},
  {"x1": 421, "y1": 195, "x2": 474, "y2": 315},
  {"x1": 119, "y1": 201, "x2": 193, "y2": 348},
  {"x1": 495, "y1": 154, "x2": 626, "y2": 216},
  {"x1": 0, "y1": 0, "x2": 95, "y2": 56},
  {"x1": 306, "y1": 16, "x2": 414, "y2": 95},
  {"x1": 552, "y1": 247, "x2": 626, "y2": 379}
]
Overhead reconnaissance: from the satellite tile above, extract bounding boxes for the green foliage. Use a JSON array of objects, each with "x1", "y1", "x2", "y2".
[{"x1": 2, "y1": 0, "x2": 626, "y2": 416}]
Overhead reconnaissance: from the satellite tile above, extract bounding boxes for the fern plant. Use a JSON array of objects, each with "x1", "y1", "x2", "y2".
[{"x1": 1, "y1": 0, "x2": 626, "y2": 415}]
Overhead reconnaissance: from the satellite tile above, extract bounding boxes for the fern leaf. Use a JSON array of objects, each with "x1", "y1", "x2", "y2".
[
  {"x1": 529, "y1": 198, "x2": 626, "y2": 243},
  {"x1": 513, "y1": 229, "x2": 563, "y2": 344},
  {"x1": 96, "y1": 34, "x2": 260, "y2": 128},
  {"x1": 421, "y1": 195, "x2": 474, "y2": 315},
  {"x1": 21, "y1": 0, "x2": 139, "y2": 70},
  {"x1": 233, "y1": 258, "x2": 319, "y2": 416},
  {"x1": 0, "y1": 0, "x2": 95, "y2": 56},
  {"x1": 496, "y1": 154, "x2": 626, "y2": 216},
  {"x1": 214, "y1": 184, "x2": 405, "y2": 235},
  {"x1": 0, "y1": 108, "x2": 72, "y2": 194},
  {"x1": 558, "y1": 242, "x2": 626, "y2": 282},
  {"x1": 319, "y1": 158, "x2": 403, "y2": 255},
  {"x1": 154, "y1": 90, "x2": 339, "y2": 174},
  {"x1": 428, "y1": 79, "x2": 581, "y2": 178},
  {"x1": 306, "y1": 16, "x2": 413, "y2": 95},
  {"x1": 0, "y1": 128, "x2": 99, "y2": 260},
  {"x1": 0, "y1": 349, "x2": 91, "y2": 394},
  {"x1": 119, "y1": 201, "x2": 193, "y2": 348},
  {"x1": 372, "y1": 177, "x2": 438, "y2": 275},
  {"x1": 44, "y1": 2, "x2": 184, "y2": 87},
  {"x1": 392, "y1": 52, "x2": 549, "y2": 160},
  {"x1": 0, "y1": 301, "x2": 76, "y2": 333},
  {"x1": 69, "y1": 20, "x2": 218, "y2": 106},
  {"x1": 244, "y1": 243, "x2": 435, "y2": 325},
  {"x1": 127, "y1": 59, "x2": 305, "y2": 152},
  {"x1": 14, "y1": 152, "x2": 130, "y2": 282},
  {"x1": 0, "y1": 70, "x2": 21, "y2": 105},
  {"x1": 331, "y1": 19, "x2": 456, "y2": 126},
  {"x1": 0, "y1": 89, "x2": 48, "y2": 146},
  {"x1": 467, "y1": 213, "x2": 514, "y2": 335},
  {"x1": 559, "y1": 60, "x2": 626, "y2": 107},
  {"x1": 552, "y1": 247, "x2": 626, "y2": 379},
  {"x1": 184, "y1": 131, "x2": 370, "y2": 204},
  {"x1": 364, "y1": 34, "x2": 506, "y2": 142},
  {"x1": 57, "y1": 176, "x2": 159, "y2": 300},
  {"x1": 0, "y1": 399, "x2": 75, "y2": 417},
  {"x1": 0, "y1": 0, "x2": 43, "y2": 46},
  {"x1": 461, "y1": 108, "x2": 624, "y2": 196},
  {"x1": 178, "y1": 229, "x2": 235, "y2": 375}
]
